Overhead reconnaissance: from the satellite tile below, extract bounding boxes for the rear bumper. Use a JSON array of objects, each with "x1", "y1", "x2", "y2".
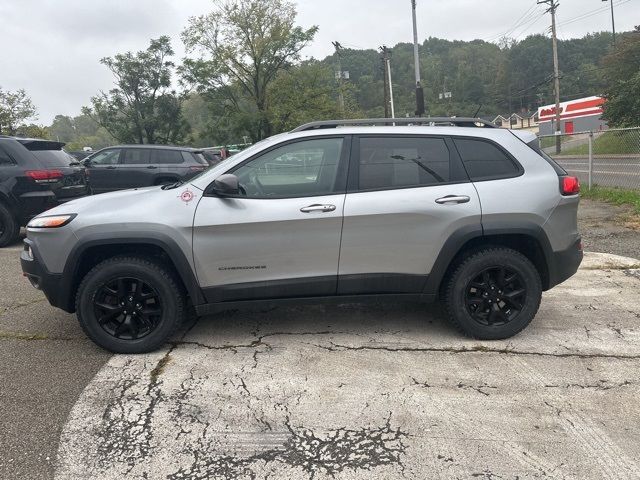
[
  {"x1": 547, "y1": 238, "x2": 583, "y2": 289},
  {"x1": 18, "y1": 191, "x2": 88, "y2": 225},
  {"x1": 20, "y1": 239, "x2": 73, "y2": 312}
]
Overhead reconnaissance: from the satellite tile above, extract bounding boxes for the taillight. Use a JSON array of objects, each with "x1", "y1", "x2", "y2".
[
  {"x1": 25, "y1": 169, "x2": 64, "y2": 183},
  {"x1": 560, "y1": 176, "x2": 580, "y2": 196}
]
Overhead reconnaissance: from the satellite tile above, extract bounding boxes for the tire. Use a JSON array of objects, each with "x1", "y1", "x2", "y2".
[
  {"x1": 76, "y1": 256, "x2": 185, "y2": 353},
  {"x1": 0, "y1": 203, "x2": 20, "y2": 248},
  {"x1": 444, "y1": 247, "x2": 542, "y2": 340}
]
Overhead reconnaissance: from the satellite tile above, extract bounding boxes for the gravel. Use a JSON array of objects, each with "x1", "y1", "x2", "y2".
[{"x1": 578, "y1": 199, "x2": 640, "y2": 260}]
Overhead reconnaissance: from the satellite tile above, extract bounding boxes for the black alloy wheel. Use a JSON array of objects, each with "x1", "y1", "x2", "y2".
[
  {"x1": 94, "y1": 277, "x2": 163, "y2": 340},
  {"x1": 444, "y1": 247, "x2": 542, "y2": 340},
  {"x1": 464, "y1": 266, "x2": 526, "y2": 326}
]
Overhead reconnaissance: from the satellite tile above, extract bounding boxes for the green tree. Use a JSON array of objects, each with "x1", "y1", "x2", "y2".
[
  {"x1": 16, "y1": 124, "x2": 48, "y2": 139},
  {"x1": 602, "y1": 26, "x2": 640, "y2": 127},
  {"x1": 267, "y1": 61, "x2": 347, "y2": 132},
  {"x1": 85, "y1": 36, "x2": 189, "y2": 144},
  {"x1": 181, "y1": 0, "x2": 317, "y2": 141},
  {"x1": 0, "y1": 87, "x2": 37, "y2": 135}
]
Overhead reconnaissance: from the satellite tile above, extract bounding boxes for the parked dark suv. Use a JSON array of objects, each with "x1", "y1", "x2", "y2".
[
  {"x1": 0, "y1": 136, "x2": 88, "y2": 247},
  {"x1": 83, "y1": 145, "x2": 209, "y2": 194}
]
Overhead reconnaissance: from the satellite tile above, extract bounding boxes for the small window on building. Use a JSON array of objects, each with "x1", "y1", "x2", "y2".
[{"x1": 454, "y1": 138, "x2": 520, "y2": 181}]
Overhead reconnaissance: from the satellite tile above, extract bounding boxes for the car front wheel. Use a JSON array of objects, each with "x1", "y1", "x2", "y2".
[
  {"x1": 444, "y1": 247, "x2": 542, "y2": 340},
  {"x1": 76, "y1": 256, "x2": 184, "y2": 353}
]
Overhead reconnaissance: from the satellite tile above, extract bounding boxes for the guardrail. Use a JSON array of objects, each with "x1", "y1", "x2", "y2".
[{"x1": 538, "y1": 127, "x2": 640, "y2": 190}]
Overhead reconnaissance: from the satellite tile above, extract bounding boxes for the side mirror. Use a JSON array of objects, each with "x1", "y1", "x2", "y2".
[
  {"x1": 83, "y1": 158, "x2": 91, "y2": 167},
  {"x1": 212, "y1": 174, "x2": 240, "y2": 196}
]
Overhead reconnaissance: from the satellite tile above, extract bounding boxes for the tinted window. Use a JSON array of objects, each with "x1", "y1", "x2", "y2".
[
  {"x1": 454, "y1": 138, "x2": 519, "y2": 180},
  {"x1": 89, "y1": 149, "x2": 121, "y2": 165},
  {"x1": 30, "y1": 150, "x2": 74, "y2": 167},
  {"x1": 151, "y1": 149, "x2": 183, "y2": 164},
  {"x1": 122, "y1": 149, "x2": 151, "y2": 164},
  {"x1": 358, "y1": 137, "x2": 450, "y2": 190},
  {"x1": 232, "y1": 138, "x2": 343, "y2": 198},
  {"x1": 0, "y1": 147, "x2": 14, "y2": 166}
]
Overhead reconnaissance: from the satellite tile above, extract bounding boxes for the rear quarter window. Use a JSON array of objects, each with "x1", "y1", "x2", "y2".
[
  {"x1": 152, "y1": 149, "x2": 183, "y2": 164},
  {"x1": 453, "y1": 138, "x2": 521, "y2": 181}
]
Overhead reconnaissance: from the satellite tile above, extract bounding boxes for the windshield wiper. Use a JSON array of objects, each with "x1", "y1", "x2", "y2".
[{"x1": 161, "y1": 180, "x2": 184, "y2": 190}]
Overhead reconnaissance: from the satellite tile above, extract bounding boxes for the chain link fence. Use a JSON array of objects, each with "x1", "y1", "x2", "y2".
[{"x1": 538, "y1": 127, "x2": 640, "y2": 190}]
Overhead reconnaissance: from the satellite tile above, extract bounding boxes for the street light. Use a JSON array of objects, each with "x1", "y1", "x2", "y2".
[{"x1": 602, "y1": 0, "x2": 616, "y2": 46}]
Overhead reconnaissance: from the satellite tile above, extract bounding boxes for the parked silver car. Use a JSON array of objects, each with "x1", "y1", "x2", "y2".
[{"x1": 21, "y1": 118, "x2": 582, "y2": 353}]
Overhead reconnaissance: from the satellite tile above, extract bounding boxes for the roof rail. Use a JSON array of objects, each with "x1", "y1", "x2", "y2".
[{"x1": 291, "y1": 117, "x2": 496, "y2": 132}]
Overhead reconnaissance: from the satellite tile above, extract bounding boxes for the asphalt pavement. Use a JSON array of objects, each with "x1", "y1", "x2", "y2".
[{"x1": 1, "y1": 211, "x2": 639, "y2": 479}]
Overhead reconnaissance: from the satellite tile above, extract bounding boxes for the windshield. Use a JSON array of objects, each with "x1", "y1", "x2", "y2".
[{"x1": 185, "y1": 137, "x2": 274, "y2": 184}]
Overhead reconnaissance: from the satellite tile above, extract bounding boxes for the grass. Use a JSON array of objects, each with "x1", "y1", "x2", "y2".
[
  {"x1": 582, "y1": 185, "x2": 640, "y2": 215},
  {"x1": 559, "y1": 131, "x2": 640, "y2": 155}
]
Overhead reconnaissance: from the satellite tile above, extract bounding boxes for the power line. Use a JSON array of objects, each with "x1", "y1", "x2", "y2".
[
  {"x1": 555, "y1": 0, "x2": 631, "y2": 28},
  {"x1": 485, "y1": 1, "x2": 539, "y2": 42}
]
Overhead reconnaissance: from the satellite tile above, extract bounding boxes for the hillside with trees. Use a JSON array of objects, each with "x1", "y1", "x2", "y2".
[{"x1": 27, "y1": 0, "x2": 635, "y2": 149}]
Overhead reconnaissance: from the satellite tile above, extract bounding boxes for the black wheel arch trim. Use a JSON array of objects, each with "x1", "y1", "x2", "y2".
[
  {"x1": 60, "y1": 233, "x2": 205, "y2": 312},
  {"x1": 422, "y1": 220, "x2": 570, "y2": 296}
]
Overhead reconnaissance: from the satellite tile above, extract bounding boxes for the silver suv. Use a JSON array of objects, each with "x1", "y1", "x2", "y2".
[{"x1": 21, "y1": 118, "x2": 583, "y2": 353}]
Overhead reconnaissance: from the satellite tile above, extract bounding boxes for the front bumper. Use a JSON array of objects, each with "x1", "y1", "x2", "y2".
[
  {"x1": 547, "y1": 237, "x2": 583, "y2": 289},
  {"x1": 20, "y1": 239, "x2": 73, "y2": 312}
]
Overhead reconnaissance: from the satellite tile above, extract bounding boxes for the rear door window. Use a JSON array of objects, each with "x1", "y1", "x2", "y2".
[
  {"x1": 122, "y1": 149, "x2": 152, "y2": 164},
  {"x1": 453, "y1": 138, "x2": 521, "y2": 181},
  {"x1": 357, "y1": 136, "x2": 451, "y2": 190}
]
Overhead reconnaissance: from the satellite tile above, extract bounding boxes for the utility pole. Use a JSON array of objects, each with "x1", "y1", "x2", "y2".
[
  {"x1": 602, "y1": 0, "x2": 616, "y2": 46},
  {"x1": 332, "y1": 41, "x2": 345, "y2": 116},
  {"x1": 410, "y1": 0, "x2": 425, "y2": 116},
  {"x1": 381, "y1": 51, "x2": 389, "y2": 118},
  {"x1": 539, "y1": 0, "x2": 562, "y2": 153},
  {"x1": 379, "y1": 46, "x2": 395, "y2": 119}
]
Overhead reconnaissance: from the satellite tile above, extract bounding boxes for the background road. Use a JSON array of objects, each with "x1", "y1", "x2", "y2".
[
  {"x1": 0, "y1": 200, "x2": 639, "y2": 479},
  {"x1": 555, "y1": 155, "x2": 640, "y2": 189}
]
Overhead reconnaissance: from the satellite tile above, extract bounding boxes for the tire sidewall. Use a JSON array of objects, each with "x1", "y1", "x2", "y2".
[
  {"x1": 77, "y1": 260, "x2": 181, "y2": 353},
  {"x1": 447, "y1": 249, "x2": 542, "y2": 339},
  {"x1": 0, "y1": 203, "x2": 19, "y2": 247}
]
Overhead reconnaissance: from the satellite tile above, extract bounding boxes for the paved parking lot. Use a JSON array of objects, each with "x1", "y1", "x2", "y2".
[{"x1": 1, "y1": 201, "x2": 639, "y2": 479}]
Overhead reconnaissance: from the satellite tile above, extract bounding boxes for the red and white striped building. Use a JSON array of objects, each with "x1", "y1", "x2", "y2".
[{"x1": 538, "y1": 96, "x2": 606, "y2": 135}]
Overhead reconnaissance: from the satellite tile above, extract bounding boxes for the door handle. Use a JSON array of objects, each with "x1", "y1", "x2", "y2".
[
  {"x1": 147, "y1": 165, "x2": 157, "y2": 169},
  {"x1": 435, "y1": 195, "x2": 470, "y2": 204},
  {"x1": 300, "y1": 204, "x2": 336, "y2": 213},
  {"x1": 106, "y1": 166, "x2": 116, "y2": 169}
]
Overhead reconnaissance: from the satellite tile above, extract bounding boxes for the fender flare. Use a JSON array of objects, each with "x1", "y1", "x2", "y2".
[
  {"x1": 63, "y1": 232, "x2": 206, "y2": 310},
  {"x1": 423, "y1": 221, "x2": 553, "y2": 295}
]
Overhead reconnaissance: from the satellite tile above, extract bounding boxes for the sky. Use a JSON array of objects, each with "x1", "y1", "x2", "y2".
[{"x1": 1, "y1": 0, "x2": 636, "y2": 124}]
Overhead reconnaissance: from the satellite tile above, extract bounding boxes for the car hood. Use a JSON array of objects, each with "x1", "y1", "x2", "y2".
[{"x1": 41, "y1": 186, "x2": 162, "y2": 216}]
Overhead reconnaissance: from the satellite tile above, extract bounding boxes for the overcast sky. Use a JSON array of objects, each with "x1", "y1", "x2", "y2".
[{"x1": 1, "y1": 0, "x2": 636, "y2": 124}]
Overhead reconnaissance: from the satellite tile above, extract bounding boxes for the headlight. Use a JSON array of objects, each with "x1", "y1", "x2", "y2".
[{"x1": 27, "y1": 214, "x2": 76, "y2": 228}]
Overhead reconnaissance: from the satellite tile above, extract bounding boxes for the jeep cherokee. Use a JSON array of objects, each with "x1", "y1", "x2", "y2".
[{"x1": 21, "y1": 118, "x2": 583, "y2": 353}]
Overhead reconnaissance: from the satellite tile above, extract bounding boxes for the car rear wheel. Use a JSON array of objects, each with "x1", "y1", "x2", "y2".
[
  {"x1": 76, "y1": 256, "x2": 184, "y2": 353},
  {"x1": 444, "y1": 247, "x2": 542, "y2": 340},
  {"x1": 0, "y1": 203, "x2": 20, "y2": 247}
]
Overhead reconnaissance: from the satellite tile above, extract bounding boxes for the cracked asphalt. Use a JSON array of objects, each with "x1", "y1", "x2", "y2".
[{"x1": 1, "y1": 200, "x2": 639, "y2": 480}]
